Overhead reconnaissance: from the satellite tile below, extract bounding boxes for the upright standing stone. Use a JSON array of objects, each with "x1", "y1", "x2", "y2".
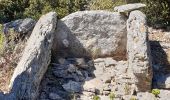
[
  {"x1": 127, "y1": 10, "x2": 152, "y2": 92},
  {"x1": 9, "y1": 12, "x2": 57, "y2": 100}
]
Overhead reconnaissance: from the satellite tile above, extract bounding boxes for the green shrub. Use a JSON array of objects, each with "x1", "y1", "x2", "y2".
[
  {"x1": 109, "y1": 92, "x2": 115, "y2": 100},
  {"x1": 93, "y1": 95, "x2": 100, "y2": 100},
  {"x1": 152, "y1": 89, "x2": 160, "y2": 97},
  {"x1": 89, "y1": 0, "x2": 125, "y2": 11},
  {"x1": 0, "y1": 24, "x2": 4, "y2": 54},
  {"x1": 130, "y1": 96, "x2": 137, "y2": 100},
  {"x1": 0, "y1": 0, "x2": 170, "y2": 26}
]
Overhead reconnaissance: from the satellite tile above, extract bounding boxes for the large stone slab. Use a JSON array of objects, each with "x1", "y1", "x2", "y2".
[
  {"x1": 52, "y1": 10, "x2": 127, "y2": 58},
  {"x1": 127, "y1": 10, "x2": 152, "y2": 92},
  {"x1": 8, "y1": 12, "x2": 57, "y2": 100},
  {"x1": 114, "y1": 3, "x2": 146, "y2": 12}
]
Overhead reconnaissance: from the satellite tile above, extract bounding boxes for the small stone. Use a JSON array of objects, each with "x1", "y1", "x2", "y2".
[
  {"x1": 67, "y1": 64, "x2": 76, "y2": 73},
  {"x1": 82, "y1": 91, "x2": 95, "y2": 97},
  {"x1": 100, "y1": 73, "x2": 112, "y2": 83},
  {"x1": 93, "y1": 62, "x2": 105, "y2": 77},
  {"x1": 76, "y1": 58, "x2": 86, "y2": 65},
  {"x1": 75, "y1": 58, "x2": 89, "y2": 69},
  {"x1": 62, "y1": 81, "x2": 82, "y2": 93},
  {"x1": 94, "y1": 58, "x2": 105, "y2": 63},
  {"x1": 103, "y1": 84, "x2": 112, "y2": 91},
  {"x1": 102, "y1": 91, "x2": 110, "y2": 95},
  {"x1": 87, "y1": 60, "x2": 94, "y2": 67},
  {"x1": 104, "y1": 57, "x2": 117, "y2": 67},
  {"x1": 49, "y1": 93, "x2": 63, "y2": 100},
  {"x1": 83, "y1": 78, "x2": 103, "y2": 93},
  {"x1": 58, "y1": 58, "x2": 66, "y2": 64}
]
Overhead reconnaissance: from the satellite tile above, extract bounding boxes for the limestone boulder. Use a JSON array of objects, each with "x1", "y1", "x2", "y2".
[
  {"x1": 18, "y1": 18, "x2": 36, "y2": 33},
  {"x1": 62, "y1": 81, "x2": 82, "y2": 93},
  {"x1": 127, "y1": 10, "x2": 152, "y2": 92},
  {"x1": 3, "y1": 18, "x2": 36, "y2": 35},
  {"x1": 52, "y1": 10, "x2": 127, "y2": 58},
  {"x1": 114, "y1": 3, "x2": 146, "y2": 13},
  {"x1": 9, "y1": 12, "x2": 57, "y2": 100},
  {"x1": 137, "y1": 92, "x2": 156, "y2": 100}
]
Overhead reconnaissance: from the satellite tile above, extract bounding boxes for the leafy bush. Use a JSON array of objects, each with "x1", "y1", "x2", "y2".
[
  {"x1": 130, "y1": 96, "x2": 137, "y2": 100},
  {"x1": 0, "y1": 24, "x2": 4, "y2": 54},
  {"x1": 0, "y1": 0, "x2": 170, "y2": 26},
  {"x1": 93, "y1": 95, "x2": 100, "y2": 100},
  {"x1": 152, "y1": 89, "x2": 160, "y2": 97},
  {"x1": 89, "y1": 0, "x2": 125, "y2": 11},
  {"x1": 109, "y1": 92, "x2": 115, "y2": 100}
]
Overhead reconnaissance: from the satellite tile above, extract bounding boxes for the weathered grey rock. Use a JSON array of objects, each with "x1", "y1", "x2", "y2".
[
  {"x1": 67, "y1": 64, "x2": 76, "y2": 73},
  {"x1": 49, "y1": 93, "x2": 63, "y2": 100},
  {"x1": 62, "y1": 81, "x2": 82, "y2": 93},
  {"x1": 53, "y1": 10, "x2": 127, "y2": 58},
  {"x1": 18, "y1": 18, "x2": 36, "y2": 33},
  {"x1": 158, "y1": 90, "x2": 170, "y2": 100},
  {"x1": 3, "y1": 18, "x2": 36, "y2": 34},
  {"x1": 127, "y1": 10, "x2": 152, "y2": 92},
  {"x1": 83, "y1": 78, "x2": 103, "y2": 93},
  {"x1": 8, "y1": 12, "x2": 57, "y2": 100},
  {"x1": 104, "y1": 57, "x2": 117, "y2": 67},
  {"x1": 114, "y1": 3, "x2": 146, "y2": 12},
  {"x1": 3, "y1": 19, "x2": 23, "y2": 34},
  {"x1": 58, "y1": 58, "x2": 67, "y2": 64},
  {"x1": 2, "y1": 18, "x2": 36, "y2": 52},
  {"x1": 137, "y1": 92, "x2": 156, "y2": 100}
]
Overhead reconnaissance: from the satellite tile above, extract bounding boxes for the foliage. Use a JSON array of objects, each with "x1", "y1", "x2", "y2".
[
  {"x1": 140, "y1": 0, "x2": 170, "y2": 25},
  {"x1": 0, "y1": 0, "x2": 170, "y2": 26},
  {"x1": 0, "y1": 0, "x2": 89, "y2": 22},
  {"x1": 89, "y1": 0, "x2": 126, "y2": 11},
  {"x1": 151, "y1": 89, "x2": 160, "y2": 97},
  {"x1": 0, "y1": 24, "x2": 4, "y2": 54},
  {"x1": 109, "y1": 92, "x2": 115, "y2": 100},
  {"x1": 124, "y1": 84, "x2": 131, "y2": 95},
  {"x1": 93, "y1": 95, "x2": 100, "y2": 100},
  {"x1": 130, "y1": 96, "x2": 137, "y2": 100}
]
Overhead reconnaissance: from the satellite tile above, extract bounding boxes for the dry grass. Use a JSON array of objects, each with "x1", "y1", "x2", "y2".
[{"x1": 0, "y1": 41, "x2": 26, "y2": 92}]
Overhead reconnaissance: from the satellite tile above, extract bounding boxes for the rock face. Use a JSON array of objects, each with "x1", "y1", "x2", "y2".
[
  {"x1": 52, "y1": 10, "x2": 127, "y2": 59},
  {"x1": 127, "y1": 10, "x2": 152, "y2": 92},
  {"x1": 3, "y1": 18, "x2": 36, "y2": 50},
  {"x1": 114, "y1": 3, "x2": 146, "y2": 12},
  {"x1": 3, "y1": 18, "x2": 36, "y2": 34},
  {"x1": 18, "y1": 18, "x2": 36, "y2": 33},
  {"x1": 9, "y1": 12, "x2": 57, "y2": 100}
]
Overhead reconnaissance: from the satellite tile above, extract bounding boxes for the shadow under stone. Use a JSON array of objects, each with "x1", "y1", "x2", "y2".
[{"x1": 150, "y1": 41, "x2": 170, "y2": 89}]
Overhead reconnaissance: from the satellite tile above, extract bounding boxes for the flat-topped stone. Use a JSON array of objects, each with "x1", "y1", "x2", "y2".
[
  {"x1": 114, "y1": 3, "x2": 146, "y2": 13},
  {"x1": 52, "y1": 10, "x2": 127, "y2": 58}
]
